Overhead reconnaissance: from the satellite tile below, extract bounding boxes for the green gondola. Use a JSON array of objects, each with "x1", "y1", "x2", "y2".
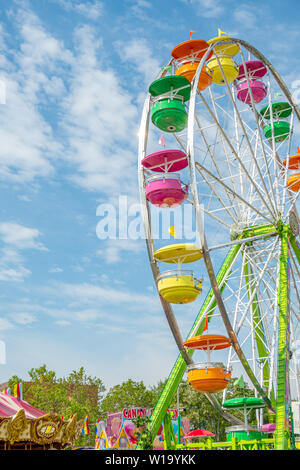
[{"x1": 149, "y1": 75, "x2": 191, "y2": 133}]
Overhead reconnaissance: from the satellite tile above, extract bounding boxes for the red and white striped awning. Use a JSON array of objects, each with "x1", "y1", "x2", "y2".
[{"x1": 0, "y1": 392, "x2": 45, "y2": 419}]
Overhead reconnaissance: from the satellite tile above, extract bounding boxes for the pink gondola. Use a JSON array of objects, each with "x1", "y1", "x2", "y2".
[
  {"x1": 237, "y1": 60, "x2": 267, "y2": 80},
  {"x1": 142, "y1": 149, "x2": 189, "y2": 208},
  {"x1": 142, "y1": 149, "x2": 188, "y2": 172},
  {"x1": 236, "y1": 80, "x2": 267, "y2": 104},
  {"x1": 236, "y1": 60, "x2": 267, "y2": 104},
  {"x1": 145, "y1": 174, "x2": 188, "y2": 208}
]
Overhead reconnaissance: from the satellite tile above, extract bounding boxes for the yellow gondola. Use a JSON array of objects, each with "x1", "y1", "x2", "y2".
[
  {"x1": 157, "y1": 270, "x2": 202, "y2": 304},
  {"x1": 206, "y1": 31, "x2": 239, "y2": 85},
  {"x1": 154, "y1": 243, "x2": 203, "y2": 304}
]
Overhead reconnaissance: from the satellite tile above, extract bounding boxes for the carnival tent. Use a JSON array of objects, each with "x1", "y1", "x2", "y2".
[
  {"x1": 0, "y1": 392, "x2": 45, "y2": 418},
  {"x1": 0, "y1": 392, "x2": 82, "y2": 449}
]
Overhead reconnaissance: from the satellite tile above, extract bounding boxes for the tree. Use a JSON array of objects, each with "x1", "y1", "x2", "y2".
[
  {"x1": 8, "y1": 365, "x2": 106, "y2": 447},
  {"x1": 100, "y1": 379, "x2": 158, "y2": 414},
  {"x1": 7, "y1": 365, "x2": 266, "y2": 448},
  {"x1": 132, "y1": 416, "x2": 153, "y2": 450}
]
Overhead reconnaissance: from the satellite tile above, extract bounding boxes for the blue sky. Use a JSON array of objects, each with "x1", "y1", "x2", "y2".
[{"x1": 0, "y1": 0, "x2": 300, "y2": 392}]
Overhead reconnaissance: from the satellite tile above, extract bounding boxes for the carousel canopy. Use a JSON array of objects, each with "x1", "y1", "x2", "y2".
[
  {"x1": 0, "y1": 392, "x2": 45, "y2": 419},
  {"x1": 0, "y1": 392, "x2": 81, "y2": 449}
]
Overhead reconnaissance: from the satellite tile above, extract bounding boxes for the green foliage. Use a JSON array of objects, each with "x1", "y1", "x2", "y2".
[
  {"x1": 7, "y1": 365, "x2": 266, "y2": 448},
  {"x1": 100, "y1": 379, "x2": 157, "y2": 414},
  {"x1": 132, "y1": 416, "x2": 153, "y2": 450},
  {"x1": 8, "y1": 365, "x2": 106, "y2": 447}
]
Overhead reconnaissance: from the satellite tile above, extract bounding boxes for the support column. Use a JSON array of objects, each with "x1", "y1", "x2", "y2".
[{"x1": 275, "y1": 228, "x2": 291, "y2": 450}]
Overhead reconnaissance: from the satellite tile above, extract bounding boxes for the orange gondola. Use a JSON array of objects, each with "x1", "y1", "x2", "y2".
[
  {"x1": 184, "y1": 334, "x2": 231, "y2": 350},
  {"x1": 283, "y1": 147, "x2": 300, "y2": 192},
  {"x1": 184, "y1": 334, "x2": 232, "y2": 393},
  {"x1": 171, "y1": 38, "x2": 213, "y2": 92}
]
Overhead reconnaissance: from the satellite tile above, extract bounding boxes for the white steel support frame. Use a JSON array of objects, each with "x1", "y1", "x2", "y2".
[
  {"x1": 186, "y1": 37, "x2": 300, "y2": 430},
  {"x1": 137, "y1": 37, "x2": 300, "y2": 449}
]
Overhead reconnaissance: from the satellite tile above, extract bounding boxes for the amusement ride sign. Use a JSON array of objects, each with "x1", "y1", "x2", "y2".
[{"x1": 122, "y1": 408, "x2": 179, "y2": 420}]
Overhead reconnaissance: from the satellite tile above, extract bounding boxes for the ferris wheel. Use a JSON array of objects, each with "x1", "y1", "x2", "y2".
[{"x1": 137, "y1": 30, "x2": 300, "y2": 451}]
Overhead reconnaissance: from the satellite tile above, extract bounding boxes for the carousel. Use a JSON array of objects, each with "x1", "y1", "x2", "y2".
[{"x1": 0, "y1": 392, "x2": 82, "y2": 450}]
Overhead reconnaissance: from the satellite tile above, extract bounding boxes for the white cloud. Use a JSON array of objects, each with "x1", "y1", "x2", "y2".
[
  {"x1": 56, "y1": 0, "x2": 104, "y2": 20},
  {"x1": 54, "y1": 319, "x2": 71, "y2": 327},
  {"x1": 97, "y1": 239, "x2": 144, "y2": 264},
  {"x1": 233, "y1": 5, "x2": 258, "y2": 29},
  {"x1": 130, "y1": 0, "x2": 152, "y2": 17},
  {"x1": 0, "y1": 222, "x2": 47, "y2": 282},
  {"x1": 55, "y1": 282, "x2": 159, "y2": 309},
  {"x1": 116, "y1": 38, "x2": 161, "y2": 86},
  {"x1": 0, "y1": 9, "x2": 67, "y2": 184},
  {"x1": 35, "y1": 281, "x2": 161, "y2": 329},
  {"x1": 0, "y1": 222, "x2": 47, "y2": 251},
  {"x1": 11, "y1": 312, "x2": 37, "y2": 325},
  {"x1": 49, "y1": 267, "x2": 64, "y2": 273},
  {"x1": 0, "y1": 247, "x2": 31, "y2": 282},
  {"x1": 0, "y1": 24, "x2": 6, "y2": 48},
  {"x1": 1, "y1": 283, "x2": 161, "y2": 333},
  {"x1": 0, "y1": 76, "x2": 56, "y2": 183},
  {"x1": 17, "y1": 195, "x2": 31, "y2": 202},
  {"x1": 60, "y1": 25, "x2": 138, "y2": 194},
  {"x1": 74, "y1": 308, "x2": 105, "y2": 322},
  {"x1": 182, "y1": 0, "x2": 224, "y2": 18},
  {"x1": 0, "y1": 6, "x2": 141, "y2": 198},
  {"x1": 0, "y1": 264, "x2": 31, "y2": 282},
  {"x1": 0, "y1": 318, "x2": 14, "y2": 330}
]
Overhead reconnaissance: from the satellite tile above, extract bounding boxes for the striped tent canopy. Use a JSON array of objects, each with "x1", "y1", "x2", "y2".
[
  {"x1": 0, "y1": 392, "x2": 81, "y2": 449},
  {"x1": 0, "y1": 392, "x2": 45, "y2": 419}
]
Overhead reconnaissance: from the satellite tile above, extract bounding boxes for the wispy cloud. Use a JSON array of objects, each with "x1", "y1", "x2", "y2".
[
  {"x1": 0, "y1": 5, "x2": 140, "y2": 199},
  {"x1": 97, "y1": 239, "x2": 144, "y2": 264},
  {"x1": 0, "y1": 318, "x2": 14, "y2": 330},
  {"x1": 129, "y1": 0, "x2": 152, "y2": 17},
  {"x1": 49, "y1": 267, "x2": 64, "y2": 273},
  {"x1": 116, "y1": 38, "x2": 161, "y2": 86},
  {"x1": 10, "y1": 312, "x2": 37, "y2": 325},
  {"x1": 0, "y1": 222, "x2": 47, "y2": 281},
  {"x1": 0, "y1": 222, "x2": 47, "y2": 251},
  {"x1": 45, "y1": 281, "x2": 160, "y2": 311},
  {"x1": 0, "y1": 260, "x2": 31, "y2": 282},
  {"x1": 56, "y1": 0, "x2": 104, "y2": 20},
  {"x1": 233, "y1": 4, "x2": 260, "y2": 30},
  {"x1": 0, "y1": 280, "x2": 161, "y2": 334},
  {"x1": 0, "y1": 8, "x2": 66, "y2": 184},
  {"x1": 181, "y1": 0, "x2": 224, "y2": 18},
  {"x1": 54, "y1": 319, "x2": 71, "y2": 327},
  {"x1": 60, "y1": 25, "x2": 138, "y2": 194}
]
